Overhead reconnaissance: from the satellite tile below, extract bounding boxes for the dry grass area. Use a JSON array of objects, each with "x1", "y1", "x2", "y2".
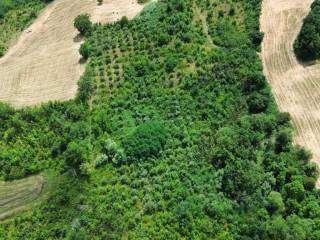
[
  {"x1": 0, "y1": 0, "x2": 144, "y2": 107},
  {"x1": 261, "y1": 0, "x2": 320, "y2": 183},
  {"x1": 0, "y1": 175, "x2": 44, "y2": 220},
  {"x1": 193, "y1": 5, "x2": 214, "y2": 47}
]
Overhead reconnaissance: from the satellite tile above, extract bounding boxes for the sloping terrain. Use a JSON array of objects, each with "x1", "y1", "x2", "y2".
[
  {"x1": 0, "y1": 175, "x2": 43, "y2": 220},
  {"x1": 0, "y1": 0, "x2": 143, "y2": 107},
  {"x1": 261, "y1": 0, "x2": 320, "y2": 175},
  {"x1": 1, "y1": 0, "x2": 320, "y2": 238}
]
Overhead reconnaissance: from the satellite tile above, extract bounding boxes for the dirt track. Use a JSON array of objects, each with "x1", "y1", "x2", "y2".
[
  {"x1": 261, "y1": 0, "x2": 320, "y2": 181},
  {"x1": 0, "y1": 0, "x2": 143, "y2": 107}
]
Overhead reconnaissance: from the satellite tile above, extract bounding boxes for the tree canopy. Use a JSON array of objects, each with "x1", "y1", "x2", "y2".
[
  {"x1": 74, "y1": 13, "x2": 92, "y2": 36},
  {"x1": 294, "y1": 0, "x2": 320, "y2": 62}
]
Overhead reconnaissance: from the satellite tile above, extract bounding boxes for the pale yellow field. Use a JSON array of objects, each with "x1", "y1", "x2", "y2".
[
  {"x1": 0, "y1": 0, "x2": 144, "y2": 107},
  {"x1": 261, "y1": 0, "x2": 320, "y2": 183}
]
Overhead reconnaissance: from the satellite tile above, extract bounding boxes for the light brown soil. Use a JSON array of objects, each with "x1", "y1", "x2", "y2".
[
  {"x1": 0, "y1": 0, "x2": 144, "y2": 107},
  {"x1": 261, "y1": 0, "x2": 320, "y2": 184}
]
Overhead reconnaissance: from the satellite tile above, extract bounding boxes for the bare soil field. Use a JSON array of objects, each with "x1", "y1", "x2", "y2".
[
  {"x1": 0, "y1": 0, "x2": 144, "y2": 107},
  {"x1": 0, "y1": 175, "x2": 44, "y2": 220},
  {"x1": 261, "y1": 0, "x2": 320, "y2": 183}
]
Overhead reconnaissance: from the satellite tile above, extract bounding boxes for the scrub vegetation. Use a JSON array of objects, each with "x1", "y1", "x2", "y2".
[{"x1": 0, "y1": 0, "x2": 319, "y2": 239}]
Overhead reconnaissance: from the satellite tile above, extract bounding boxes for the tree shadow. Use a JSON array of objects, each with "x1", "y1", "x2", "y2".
[
  {"x1": 299, "y1": 59, "x2": 317, "y2": 68},
  {"x1": 79, "y1": 57, "x2": 87, "y2": 65},
  {"x1": 73, "y1": 33, "x2": 83, "y2": 43}
]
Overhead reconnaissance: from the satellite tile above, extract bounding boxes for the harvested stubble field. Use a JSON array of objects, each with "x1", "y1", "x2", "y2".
[
  {"x1": 0, "y1": 0, "x2": 143, "y2": 107},
  {"x1": 261, "y1": 0, "x2": 320, "y2": 183},
  {"x1": 0, "y1": 175, "x2": 44, "y2": 220}
]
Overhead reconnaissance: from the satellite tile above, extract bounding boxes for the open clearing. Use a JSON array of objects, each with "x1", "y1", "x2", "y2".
[
  {"x1": 261, "y1": 0, "x2": 320, "y2": 182},
  {"x1": 0, "y1": 0, "x2": 144, "y2": 107},
  {"x1": 0, "y1": 175, "x2": 44, "y2": 220}
]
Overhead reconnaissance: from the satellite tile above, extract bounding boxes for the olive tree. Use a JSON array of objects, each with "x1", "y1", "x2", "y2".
[{"x1": 74, "y1": 14, "x2": 92, "y2": 36}]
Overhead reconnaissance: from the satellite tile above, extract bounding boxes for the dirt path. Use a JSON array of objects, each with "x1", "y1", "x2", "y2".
[
  {"x1": 194, "y1": 5, "x2": 214, "y2": 47},
  {"x1": 261, "y1": 0, "x2": 320, "y2": 184},
  {"x1": 0, "y1": 0, "x2": 144, "y2": 107},
  {"x1": 0, "y1": 175, "x2": 44, "y2": 220}
]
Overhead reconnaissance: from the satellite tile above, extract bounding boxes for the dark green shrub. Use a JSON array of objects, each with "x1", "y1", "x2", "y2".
[
  {"x1": 79, "y1": 42, "x2": 90, "y2": 59},
  {"x1": 122, "y1": 121, "x2": 167, "y2": 160},
  {"x1": 275, "y1": 128, "x2": 292, "y2": 153},
  {"x1": 266, "y1": 191, "x2": 285, "y2": 214},
  {"x1": 64, "y1": 140, "x2": 90, "y2": 173},
  {"x1": 76, "y1": 70, "x2": 94, "y2": 103},
  {"x1": 119, "y1": 16, "x2": 129, "y2": 27},
  {"x1": 74, "y1": 14, "x2": 92, "y2": 36},
  {"x1": 294, "y1": 0, "x2": 320, "y2": 61},
  {"x1": 284, "y1": 180, "x2": 305, "y2": 202},
  {"x1": 247, "y1": 91, "x2": 269, "y2": 113},
  {"x1": 165, "y1": 55, "x2": 178, "y2": 73},
  {"x1": 0, "y1": 45, "x2": 5, "y2": 57}
]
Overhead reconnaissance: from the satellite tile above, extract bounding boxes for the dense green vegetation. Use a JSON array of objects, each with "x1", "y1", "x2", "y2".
[
  {"x1": 0, "y1": 0, "x2": 320, "y2": 239},
  {"x1": 294, "y1": 0, "x2": 320, "y2": 62},
  {"x1": 0, "y1": 0, "x2": 51, "y2": 57},
  {"x1": 74, "y1": 14, "x2": 92, "y2": 37}
]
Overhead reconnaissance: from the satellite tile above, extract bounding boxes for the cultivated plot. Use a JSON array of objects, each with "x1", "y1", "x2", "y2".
[
  {"x1": 261, "y1": 0, "x2": 320, "y2": 181},
  {"x1": 0, "y1": 0, "x2": 143, "y2": 107},
  {"x1": 0, "y1": 175, "x2": 43, "y2": 220}
]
